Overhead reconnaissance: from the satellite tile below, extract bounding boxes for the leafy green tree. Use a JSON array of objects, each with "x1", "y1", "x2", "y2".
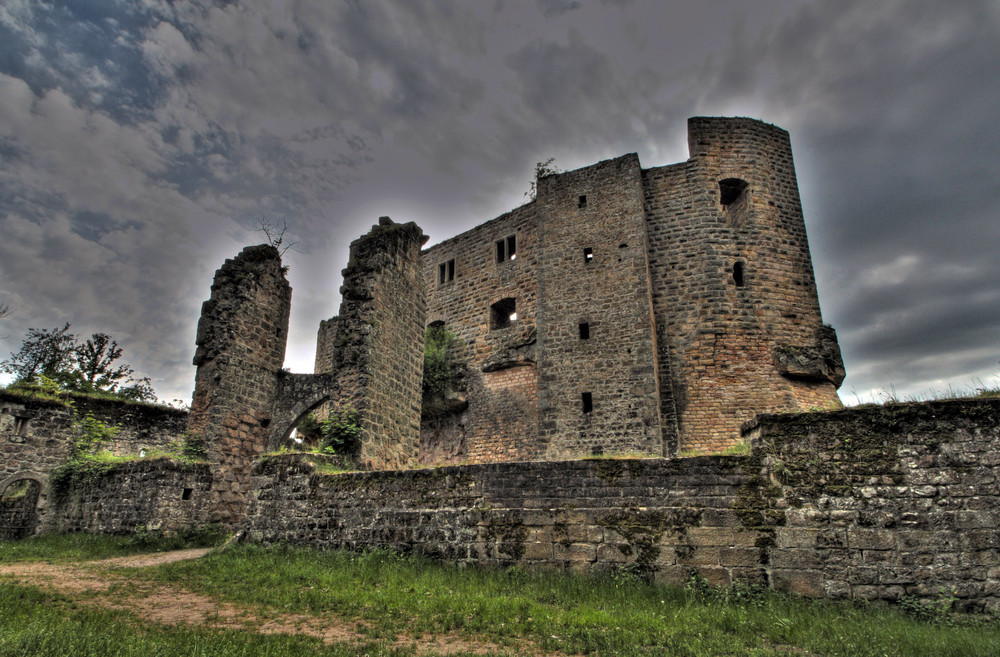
[
  {"x1": 1, "y1": 322, "x2": 77, "y2": 385},
  {"x1": 1, "y1": 324, "x2": 156, "y2": 401}
]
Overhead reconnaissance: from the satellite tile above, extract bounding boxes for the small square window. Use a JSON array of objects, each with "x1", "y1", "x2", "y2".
[
  {"x1": 583, "y1": 247, "x2": 594, "y2": 263},
  {"x1": 182, "y1": 488, "x2": 193, "y2": 501},
  {"x1": 490, "y1": 298, "x2": 517, "y2": 330}
]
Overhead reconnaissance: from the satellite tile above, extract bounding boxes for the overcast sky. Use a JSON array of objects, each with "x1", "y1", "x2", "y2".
[{"x1": 1, "y1": 0, "x2": 998, "y2": 406}]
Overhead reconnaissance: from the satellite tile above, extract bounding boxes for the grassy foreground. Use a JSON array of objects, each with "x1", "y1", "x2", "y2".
[{"x1": 2, "y1": 535, "x2": 998, "y2": 657}]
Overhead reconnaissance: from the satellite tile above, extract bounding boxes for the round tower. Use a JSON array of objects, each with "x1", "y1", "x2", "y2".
[{"x1": 647, "y1": 117, "x2": 843, "y2": 453}]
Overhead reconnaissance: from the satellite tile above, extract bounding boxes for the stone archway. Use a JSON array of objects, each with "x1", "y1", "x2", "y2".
[{"x1": 0, "y1": 473, "x2": 45, "y2": 540}]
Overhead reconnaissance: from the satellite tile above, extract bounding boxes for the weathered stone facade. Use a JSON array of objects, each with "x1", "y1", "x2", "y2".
[
  {"x1": 0, "y1": 390, "x2": 188, "y2": 536},
  {"x1": 187, "y1": 244, "x2": 292, "y2": 525},
  {"x1": 407, "y1": 116, "x2": 843, "y2": 463},
  {"x1": 245, "y1": 398, "x2": 1000, "y2": 613},
  {"x1": 187, "y1": 217, "x2": 428, "y2": 525}
]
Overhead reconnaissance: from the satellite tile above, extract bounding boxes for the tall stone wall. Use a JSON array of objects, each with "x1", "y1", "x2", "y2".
[
  {"x1": 187, "y1": 244, "x2": 291, "y2": 525},
  {"x1": 245, "y1": 399, "x2": 1000, "y2": 613},
  {"x1": 422, "y1": 205, "x2": 540, "y2": 462},
  {"x1": 644, "y1": 118, "x2": 842, "y2": 453},
  {"x1": 535, "y1": 154, "x2": 666, "y2": 458},
  {"x1": 333, "y1": 217, "x2": 428, "y2": 469}
]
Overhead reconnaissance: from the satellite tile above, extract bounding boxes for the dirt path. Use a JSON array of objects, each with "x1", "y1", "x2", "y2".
[{"x1": 0, "y1": 548, "x2": 541, "y2": 656}]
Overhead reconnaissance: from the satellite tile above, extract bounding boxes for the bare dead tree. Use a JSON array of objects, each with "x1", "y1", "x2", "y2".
[{"x1": 254, "y1": 216, "x2": 300, "y2": 256}]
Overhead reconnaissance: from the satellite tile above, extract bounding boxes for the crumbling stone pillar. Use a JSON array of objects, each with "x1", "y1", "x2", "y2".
[
  {"x1": 332, "y1": 217, "x2": 427, "y2": 469},
  {"x1": 187, "y1": 244, "x2": 290, "y2": 525}
]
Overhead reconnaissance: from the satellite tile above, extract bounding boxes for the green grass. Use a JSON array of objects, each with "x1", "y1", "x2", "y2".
[
  {"x1": 0, "y1": 585, "x2": 412, "y2": 657},
  {"x1": 144, "y1": 544, "x2": 999, "y2": 657},
  {"x1": 2, "y1": 536, "x2": 999, "y2": 656},
  {"x1": 0, "y1": 529, "x2": 224, "y2": 564}
]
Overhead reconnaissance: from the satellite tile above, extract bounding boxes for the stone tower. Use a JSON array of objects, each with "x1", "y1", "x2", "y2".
[{"x1": 644, "y1": 117, "x2": 843, "y2": 452}]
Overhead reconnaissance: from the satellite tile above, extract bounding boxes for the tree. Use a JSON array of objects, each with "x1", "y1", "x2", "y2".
[
  {"x1": 1, "y1": 322, "x2": 77, "y2": 385},
  {"x1": 254, "y1": 216, "x2": 299, "y2": 256},
  {"x1": 73, "y1": 333, "x2": 133, "y2": 392},
  {"x1": 1, "y1": 324, "x2": 157, "y2": 401}
]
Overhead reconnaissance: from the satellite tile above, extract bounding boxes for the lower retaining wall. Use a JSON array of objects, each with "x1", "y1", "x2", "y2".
[
  {"x1": 245, "y1": 399, "x2": 1000, "y2": 613},
  {"x1": 49, "y1": 458, "x2": 213, "y2": 534},
  {"x1": 246, "y1": 454, "x2": 762, "y2": 585}
]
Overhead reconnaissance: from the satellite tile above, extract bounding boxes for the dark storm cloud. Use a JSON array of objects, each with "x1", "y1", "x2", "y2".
[
  {"x1": 0, "y1": 0, "x2": 997, "y2": 404},
  {"x1": 755, "y1": 0, "x2": 1000, "y2": 396}
]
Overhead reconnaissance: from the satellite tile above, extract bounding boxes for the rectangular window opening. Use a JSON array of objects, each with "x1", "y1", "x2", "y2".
[
  {"x1": 438, "y1": 259, "x2": 455, "y2": 285},
  {"x1": 581, "y1": 392, "x2": 593, "y2": 414},
  {"x1": 182, "y1": 488, "x2": 193, "y2": 501},
  {"x1": 578, "y1": 195, "x2": 587, "y2": 209},
  {"x1": 579, "y1": 322, "x2": 590, "y2": 340},
  {"x1": 584, "y1": 247, "x2": 594, "y2": 263},
  {"x1": 496, "y1": 235, "x2": 517, "y2": 263}
]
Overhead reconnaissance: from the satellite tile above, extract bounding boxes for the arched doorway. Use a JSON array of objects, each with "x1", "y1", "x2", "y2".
[{"x1": 0, "y1": 476, "x2": 43, "y2": 540}]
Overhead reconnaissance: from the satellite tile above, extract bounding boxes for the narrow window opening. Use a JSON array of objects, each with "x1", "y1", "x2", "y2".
[
  {"x1": 438, "y1": 259, "x2": 455, "y2": 285},
  {"x1": 581, "y1": 392, "x2": 593, "y2": 414},
  {"x1": 583, "y1": 247, "x2": 594, "y2": 263},
  {"x1": 182, "y1": 488, "x2": 193, "y2": 501},
  {"x1": 490, "y1": 298, "x2": 517, "y2": 330},
  {"x1": 733, "y1": 261, "x2": 746, "y2": 287},
  {"x1": 495, "y1": 235, "x2": 517, "y2": 262},
  {"x1": 13, "y1": 416, "x2": 29, "y2": 436},
  {"x1": 579, "y1": 322, "x2": 590, "y2": 340},
  {"x1": 578, "y1": 195, "x2": 587, "y2": 208}
]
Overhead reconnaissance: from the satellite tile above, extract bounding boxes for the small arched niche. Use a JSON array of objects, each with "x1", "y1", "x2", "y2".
[{"x1": 733, "y1": 261, "x2": 746, "y2": 287}]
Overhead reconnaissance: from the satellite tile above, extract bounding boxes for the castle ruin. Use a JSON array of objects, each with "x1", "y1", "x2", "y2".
[
  {"x1": 3, "y1": 117, "x2": 998, "y2": 613},
  {"x1": 322, "y1": 116, "x2": 844, "y2": 463}
]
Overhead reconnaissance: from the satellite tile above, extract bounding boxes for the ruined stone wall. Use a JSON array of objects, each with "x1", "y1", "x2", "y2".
[
  {"x1": 1, "y1": 391, "x2": 187, "y2": 483},
  {"x1": 246, "y1": 453, "x2": 761, "y2": 584},
  {"x1": 535, "y1": 154, "x2": 666, "y2": 458},
  {"x1": 47, "y1": 458, "x2": 212, "y2": 535},
  {"x1": 333, "y1": 218, "x2": 427, "y2": 469},
  {"x1": 747, "y1": 399, "x2": 1000, "y2": 612},
  {"x1": 643, "y1": 117, "x2": 842, "y2": 453},
  {"x1": 245, "y1": 399, "x2": 1000, "y2": 613},
  {"x1": 187, "y1": 244, "x2": 291, "y2": 525},
  {"x1": 422, "y1": 205, "x2": 540, "y2": 462},
  {"x1": 0, "y1": 391, "x2": 190, "y2": 535},
  {"x1": 314, "y1": 316, "x2": 339, "y2": 377}
]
